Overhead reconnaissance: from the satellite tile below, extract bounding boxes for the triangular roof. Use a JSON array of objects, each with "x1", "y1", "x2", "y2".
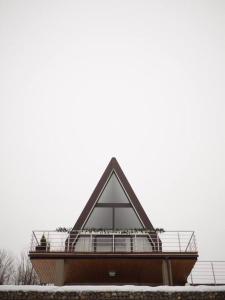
[{"x1": 72, "y1": 157, "x2": 154, "y2": 230}]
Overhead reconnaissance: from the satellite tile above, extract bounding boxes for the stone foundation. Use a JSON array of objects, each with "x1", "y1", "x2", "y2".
[{"x1": 1, "y1": 289, "x2": 225, "y2": 300}]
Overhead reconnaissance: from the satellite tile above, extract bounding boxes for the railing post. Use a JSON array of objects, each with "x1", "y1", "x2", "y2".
[
  {"x1": 47, "y1": 231, "x2": 49, "y2": 251},
  {"x1": 44, "y1": 231, "x2": 47, "y2": 251},
  {"x1": 157, "y1": 232, "x2": 159, "y2": 252},
  {"x1": 67, "y1": 231, "x2": 70, "y2": 252},
  {"x1": 193, "y1": 233, "x2": 197, "y2": 252},
  {"x1": 112, "y1": 234, "x2": 115, "y2": 253},
  {"x1": 178, "y1": 232, "x2": 181, "y2": 252},
  {"x1": 31, "y1": 232, "x2": 34, "y2": 251},
  {"x1": 83, "y1": 235, "x2": 85, "y2": 251},
  {"x1": 185, "y1": 232, "x2": 194, "y2": 252},
  {"x1": 134, "y1": 234, "x2": 137, "y2": 252},
  {"x1": 211, "y1": 262, "x2": 216, "y2": 285},
  {"x1": 190, "y1": 234, "x2": 193, "y2": 252},
  {"x1": 90, "y1": 233, "x2": 92, "y2": 252},
  {"x1": 33, "y1": 231, "x2": 39, "y2": 247}
]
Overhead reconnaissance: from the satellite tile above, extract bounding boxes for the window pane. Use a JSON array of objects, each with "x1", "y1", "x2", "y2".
[
  {"x1": 134, "y1": 236, "x2": 153, "y2": 252},
  {"x1": 115, "y1": 237, "x2": 131, "y2": 252},
  {"x1": 74, "y1": 236, "x2": 91, "y2": 252},
  {"x1": 84, "y1": 208, "x2": 113, "y2": 229},
  {"x1": 95, "y1": 236, "x2": 113, "y2": 252},
  {"x1": 98, "y1": 173, "x2": 129, "y2": 203},
  {"x1": 115, "y1": 208, "x2": 143, "y2": 229}
]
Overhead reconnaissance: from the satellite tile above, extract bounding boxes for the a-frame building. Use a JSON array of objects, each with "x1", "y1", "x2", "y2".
[{"x1": 29, "y1": 157, "x2": 198, "y2": 285}]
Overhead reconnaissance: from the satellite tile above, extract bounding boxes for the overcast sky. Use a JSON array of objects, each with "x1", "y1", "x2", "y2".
[{"x1": 0, "y1": 0, "x2": 225, "y2": 261}]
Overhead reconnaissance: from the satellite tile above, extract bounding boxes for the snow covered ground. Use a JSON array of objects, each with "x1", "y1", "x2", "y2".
[{"x1": 0, "y1": 285, "x2": 225, "y2": 292}]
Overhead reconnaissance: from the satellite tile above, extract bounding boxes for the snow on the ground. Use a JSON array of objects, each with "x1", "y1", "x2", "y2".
[{"x1": 0, "y1": 285, "x2": 225, "y2": 292}]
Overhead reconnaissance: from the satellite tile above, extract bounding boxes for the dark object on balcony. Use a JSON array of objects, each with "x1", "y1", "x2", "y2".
[{"x1": 35, "y1": 234, "x2": 49, "y2": 252}]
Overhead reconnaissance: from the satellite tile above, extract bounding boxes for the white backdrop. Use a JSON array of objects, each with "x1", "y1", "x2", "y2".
[{"x1": 0, "y1": 0, "x2": 224, "y2": 261}]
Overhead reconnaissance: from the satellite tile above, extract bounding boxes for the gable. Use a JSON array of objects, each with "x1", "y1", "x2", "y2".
[
  {"x1": 83, "y1": 171, "x2": 143, "y2": 229},
  {"x1": 72, "y1": 157, "x2": 155, "y2": 231}
]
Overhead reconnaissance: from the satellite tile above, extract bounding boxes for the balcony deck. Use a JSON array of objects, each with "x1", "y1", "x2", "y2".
[
  {"x1": 30, "y1": 230, "x2": 197, "y2": 254},
  {"x1": 29, "y1": 230, "x2": 198, "y2": 286}
]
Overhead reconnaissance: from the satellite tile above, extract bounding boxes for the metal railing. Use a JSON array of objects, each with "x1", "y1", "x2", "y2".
[
  {"x1": 30, "y1": 230, "x2": 197, "y2": 253},
  {"x1": 188, "y1": 261, "x2": 225, "y2": 285}
]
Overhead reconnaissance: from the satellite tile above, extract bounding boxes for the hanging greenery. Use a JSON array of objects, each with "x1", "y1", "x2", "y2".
[
  {"x1": 56, "y1": 227, "x2": 72, "y2": 232},
  {"x1": 55, "y1": 227, "x2": 165, "y2": 234}
]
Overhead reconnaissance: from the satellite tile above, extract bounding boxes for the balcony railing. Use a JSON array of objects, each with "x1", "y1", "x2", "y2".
[
  {"x1": 188, "y1": 261, "x2": 225, "y2": 285},
  {"x1": 30, "y1": 230, "x2": 197, "y2": 253}
]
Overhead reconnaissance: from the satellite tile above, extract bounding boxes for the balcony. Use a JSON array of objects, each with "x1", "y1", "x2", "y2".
[
  {"x1": 29, "y1": 230, "x2": 198, "y2": 285},
  {"x1": 30, "y1": 230, "x2": 197, "y2": 254}
]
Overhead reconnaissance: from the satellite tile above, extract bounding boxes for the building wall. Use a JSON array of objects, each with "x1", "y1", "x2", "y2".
[{"x1": 30, "y1": 256, "x2": 197, "y2": 286}]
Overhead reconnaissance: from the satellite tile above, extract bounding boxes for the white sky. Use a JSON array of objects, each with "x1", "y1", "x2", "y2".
[{"x1": 0, "y1": 0, "x2": 225, "y2": 261}]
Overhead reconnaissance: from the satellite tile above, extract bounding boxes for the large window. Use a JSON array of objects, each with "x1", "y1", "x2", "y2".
[
  {"x1": 84, "y1": 172, "x2": 143, "y2": 230},
  {"x1": 73, "y1": 235, "x2": 153, "y2": 252},
  {"x1": 114, "y1": 236, "x2": 132, "y2": 252},
  {"x1": 134, "y1": 236, "x2": 153, "y2": 252},
  {"x1": 74, "y1": 236, "x2": 91, "y2": 252},
  {"x1": 74, "y1": 171, "x2": 152, "y2": 253},
  {"x1": 95, "y1": 236, "x2": 113, "y2": 252},
  {"x1": 114, "y1": 207, "x2": 143, "y2": 229},
  {"x1": 98, "y1": 173, "x2": 129, "y2": 203},
  {"x1": 84, "y1": 207, "x2": 113, "y2": 229}
]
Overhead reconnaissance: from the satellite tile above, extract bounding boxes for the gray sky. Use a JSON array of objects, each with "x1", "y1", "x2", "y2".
[{"x1": 0, "y1": 0, "x2": 225, "y2": 260}]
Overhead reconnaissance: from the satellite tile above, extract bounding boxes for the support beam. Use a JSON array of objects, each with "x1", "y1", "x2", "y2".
[
  {"x1": 54, "y1": 259, "x2": 64, "y2": 286},
  {"x1": 162, "y1": 260, "x2": 169, "y2": 285},
  {"x1": 168, "y1": 259, "x2": 173, "y2": 286},
  {"x1": 162, "y1": 259, "x2": 173, "y2": 285}
]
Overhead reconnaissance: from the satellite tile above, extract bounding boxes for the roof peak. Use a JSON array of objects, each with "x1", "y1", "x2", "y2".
[{"x1": 72, "y1": 158, "x2": 154, "y2": 230}]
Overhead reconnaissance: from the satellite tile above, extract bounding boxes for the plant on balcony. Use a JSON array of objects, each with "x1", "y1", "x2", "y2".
[{"x1": 55, "y1": 227, "x2": 165, "y2": 234}]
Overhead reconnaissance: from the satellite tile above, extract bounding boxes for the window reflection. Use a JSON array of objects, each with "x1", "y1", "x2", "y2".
[{"x1": 98, "y1": 173, "x2": 129, "y2": 203}]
